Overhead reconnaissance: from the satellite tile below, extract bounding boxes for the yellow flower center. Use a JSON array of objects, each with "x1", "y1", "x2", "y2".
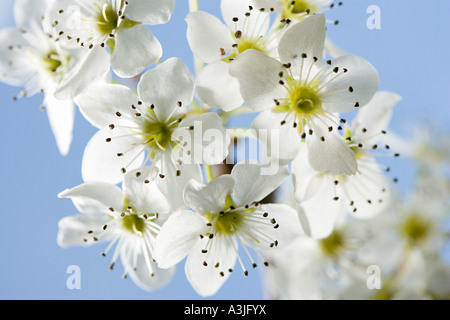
[
  {"x1": 222, "y1": 36, "x2": 267, "y2": 63},
  {"x1": 319, "y1": 230, "x2": 344, "y2": 257},
  {"x1": 95, "y1": 1, "x2": 139, "y2": 37},
  {"x1": 273, "y1": 77, "x2": 324, "y2": 133},
  {"x1": 140, "y1": 107, "x2": 181, "y2": 158},
  {"x1": 43, "y1": 51, "x2": 63, "y2": 74},
  {"x1": 119, "y1": 199, "x2": 157, "y2": 236},
  {"x1": 282, "y1": 0, "x2": 318, "y2": 19},
  {"x1": 96, "y1": 2, "x2": 119, "y2": 35},
  {"x1": 343, "y1": 127, "x2": 367, "y2": 160},
  {"x1": 204, "y1": 195, "x2": 248, "y2": 236},
  {"x1": 122, "y1": 214, "x2": 146, "y2": 235},
  {"x1": 400, "y1": 214, "x2": 433, "y2": 244},
  {"x1": 289, "y1": 84, "x2": 322, "y2": 115}
]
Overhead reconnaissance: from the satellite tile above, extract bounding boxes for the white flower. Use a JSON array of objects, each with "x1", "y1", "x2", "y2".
[
  {"x1": 262, "y1": 235, "x2": 345, "y2": 300},
  {"x1": 263, "y1": 210, "x2": 405, "y2": 300},
  {"x1": 253, "y1": 0, "x2": 347, "y2": 58},
  {"x1": 230, "y1": 14, "x2": 379, "y2": 175},
  {"x1": 186, "y1": 0, "x2": 285, "y2": 111},
  {"x1": 52, "y1": 0, "x2": 175, "y2": 78},
  {"x1": 78, "y1": 57, "x2": 229, "y2": 184},
  {"x1": 253, "y1": 0, "x2": 337, "y2": 21},
  {"x1": 57, "y1": 167, "x2": 179, "y2": 291},
  {"x1": 292, "y1": 91, "x2": 401, "y2": 239},
  {"x1": 154, "y1": 162, "x2": 301, "y2": 297},
  {"x1": 340, "y1": 248, "x2": 449, "y2": 300},
  {"x1": 394, "y1": 172, "x2": 449, "y2": 254},
  {"x1": 0, "y1": 0, "x2": 110, "y2": 155}
]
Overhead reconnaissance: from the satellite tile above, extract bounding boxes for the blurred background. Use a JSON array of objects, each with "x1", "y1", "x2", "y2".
[{"x1": 0, "y1": 0, "x2": 448, "y2": 299}]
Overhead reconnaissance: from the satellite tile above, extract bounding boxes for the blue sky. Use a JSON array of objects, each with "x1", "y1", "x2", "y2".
[{"x1": 0, "y1": 0, "x2": 448, "y2": 300}]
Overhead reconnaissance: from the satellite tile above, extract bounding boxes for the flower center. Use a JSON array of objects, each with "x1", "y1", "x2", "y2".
[
  {"x1": 274, "y1": 78, "x2": 324, "y2": 131},
  {"x1": 140, "y1": 108, "x2": 179, "y2": 156},
  {"x1": 95, "y1": 1, "x2": 138, "y2": 37},
  {"x1": 96, "y1": 2, "x2": 120, "y2": 35},
  {"x1": 119, "y1": 199, "x2": 146, "y2": 235},
  {"x1": 319, "y1": 230, "x2": 344, "y2": 257},
  {"x1": 215, "y1": 211, "x2": 245, "y2": 235},
  {"x1": 289, "y1": 84, "x2": 322, "y2": 115},
  {"x1": 372, "y1": 288, "x2": 393, "y2": 300},
  {"x1": 204, "y1": 196, "x2": 248, "y2": 236},
  {"x1": 343, "y1": 127, "x2": 366, "y2": 160},
  {"x1": 42, "y1": 51, "x2": 63, "y2": 75},
  {"x1": 122, "y1": 214, "x2": 146, "y2": 235},
  {"x1": 283, "y1": 0, "x2": 318, "y2": 17},
  {"x1": 223, "y1": 37, "x2": 266, "y2": 63},
  {"x1": 400, "y1": 214, "x2": 432, "y2": 243},
  {"x1": 237, "y1": 37, "x2": 266, "y2": 54}
]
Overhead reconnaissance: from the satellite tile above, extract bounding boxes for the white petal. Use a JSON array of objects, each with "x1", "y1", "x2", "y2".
[
  {"x1": 425, "y1": 259, "x2": 450, "y2": 298},
  {"x1": 306, "y1": 123, "x2": 357, "y2": 175},
  {"x1": 196, "y1": 62, "x2": 243, "y2": 112},
  {"x1": 185, "y1": 11, "x2": 234, "y2": 64},
  {"x1": 77, "y1": 82, "x2": 138, "y2": 129},
  {"x1": 229, "y1": 49, "x2": 285, "y2": 112},
  {"x1": 231, "y1": 161, "x2": 289, "y2": 207},
  {"x1": 14, "y1": 0, "x2": 51, "y2": 34},
  {"x1": 57, "y1": 214, "x2": 112, "y2": 248},
  {"x1": 252, "y1": 0, "x2": 283, "y2": 13},
  {"x1": 111, "y1": 25, "x2": 162, "y2": 78},
  {"x1": 44, "y1": 93, "x2": 75, "y2": 156},
  {"x1": 154, "y1": 154, "x2": 203, "y2": 211},
  {"x1": 221, "y1": 0, "x2": 270, "y2": 36},
  {"x1": 154, "y1": 210, "x2": 209, "y2": 269},
  {"x1": 296, "y1": 176, "x2": 346, "y2": 239},
  {"x1": 393, "y1": 250, "x2": 426, "y2": 293},
  {"x1": 185, "y1": 235, "x2": 237, "y2": 297},
  {"x1": 138, "y1": 57, "x2": 194, "y2": 121},
  {"x1": 319, "y1": 55, "x2": 380, "y2": 113},
  {"x1": 176, "y1": 112, "x2": 230, "y2": 165},
  {"x1": 58, "y1": 181, "x2": 124, "y2": 214},
  {"x1": 252, "y1": 110, "x2": 302, "y2": 164},
  {"x1": 256, "y1": 204, "x2": 303, "y2": 248},
  {"x1": 122, "y1": 168, "x2": 172, "y2": 215},
  {"x1": 0, "y1": 28, "x2": 36, "y2": 86},
  {"x1": 55, "y1": 46, "x2": 111, "y2": 100},
  {"x1": 278, "y1": 15, "x2": 326, "y2": 68},
  {"x1": 343, "y1": 156, "x2": 391, "y2": 220},
  {"x1": 183, "y1": 176, "x2": 235, "y2": 214},
  {"x1": 120, "y1": 238, "x2": 176, "y2": 291},
  {"x1": 291, "y1": 144, "x2": 322, "y2": 202},
  {"x1": 125, "y1": 0, "x2": 175, "y2": 25},
  {"x1": 352, "y1": 91, "x2": 402, "y2": 144},
  {"x1": 81, "y1": 127, "x2": 146, "y2": 184}
]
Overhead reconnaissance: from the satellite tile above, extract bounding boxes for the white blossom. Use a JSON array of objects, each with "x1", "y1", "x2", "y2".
[
  {"x1": 292, "y1": 91, "x2": 401, "y2": 239},
  {"x1": 52, "y1": 0, "x2": 175, "y2": 78},
  {"x1": 154, "y1": 162, "x2": 301, "y2": 296},
  {"x1": 186, "y1": 0, "x2": 287, "y2": 111},
  {"x1": 57, "y1": 168, "x2": 180, "y2": 291},
  {"x1": 0, "y1": 0, "x2": 110, "y2": 155},
  {"x1": 230, "y1": 14, "x2": 379, "y2": 175},
  {"x1": 78, "y1": 58, "x2": 229, "y2": 184}
]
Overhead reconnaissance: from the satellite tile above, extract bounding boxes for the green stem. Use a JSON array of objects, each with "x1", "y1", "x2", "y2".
[{"x1": 204, "y1": 165, "x2": 215, "y2": 182}]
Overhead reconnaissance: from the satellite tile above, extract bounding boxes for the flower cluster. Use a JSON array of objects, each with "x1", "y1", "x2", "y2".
[
  {"x1": 263, "y1": 127, "x2": 450, "y2": 299},
  {"x1": 1, "y1": 0, "x2": 447, "y2": 298}
]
